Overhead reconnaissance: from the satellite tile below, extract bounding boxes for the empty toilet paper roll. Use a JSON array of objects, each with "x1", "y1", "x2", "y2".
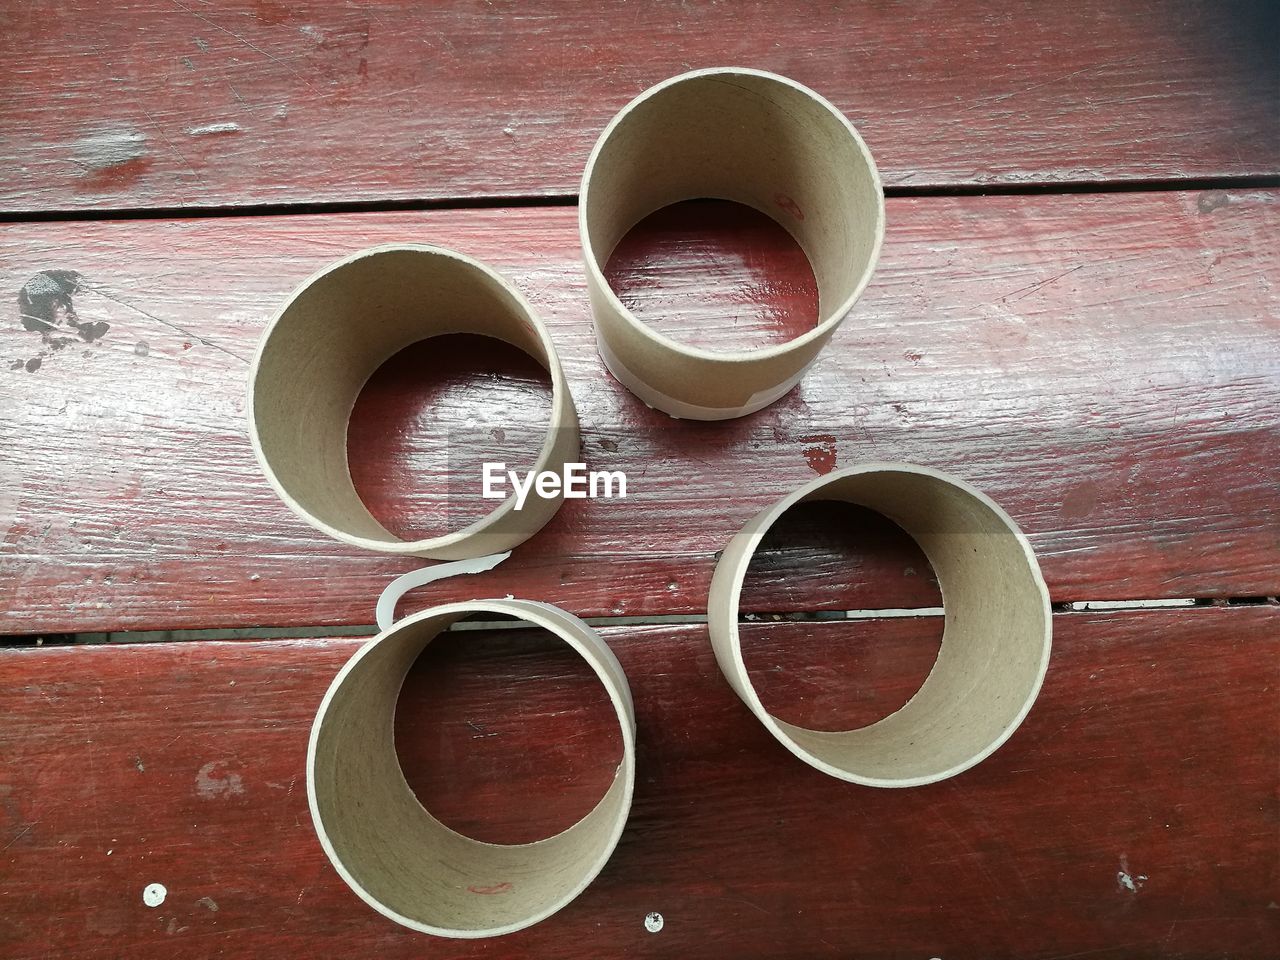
[
  {"x1": 707, "y1": 463, "x2": 1051, "y2": 786},
  {"x1": 308, "y1": 599, "x2": 635, "y2": 937},
  {"x1": 580, "y1": 68, "x2": 884, "y2": 420},
  {"x1": 248, "y1": 244, "x2": 579, "y2": 559}
]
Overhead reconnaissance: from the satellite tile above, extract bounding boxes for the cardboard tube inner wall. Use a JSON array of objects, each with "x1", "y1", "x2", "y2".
[
  {"x1": 249, "y1": 245, "x2": 579, "y2": 559},
  {"x1": 308, "y1": 600, "x2": 636, "y2": 938},
  {"x1": 580, "y1": 68, "x2": 885, "y2": 420},
  {"x1": 708, "y1": 464, "x2": 1051, "y2": 786}
]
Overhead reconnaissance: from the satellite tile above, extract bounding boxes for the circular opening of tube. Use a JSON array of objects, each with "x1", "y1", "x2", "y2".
[
  {"x1": 715, "y1": 465, "x2": 1051, "y2": 786},
  {"x1": 737, "y1": 500, "x2": 943, "y2": 731},
  {"x1": 308, "y1": 602, "x2": 635, "y2": 938},
  {"x1": 395, "y1": 618, "x2": 623, "y2": 843},
  {"x1": 249, "y1": 245, "x2": 572, "y2": 558},
  {"x1": 604, "y1": 199, "x2": 820, "y2": 353},
  {"x1": 581, "y1": 69, "x2": 883, "y2": 418},
  {"x1": 348, "y1": 334, "x2": 554, "y2": 541}
]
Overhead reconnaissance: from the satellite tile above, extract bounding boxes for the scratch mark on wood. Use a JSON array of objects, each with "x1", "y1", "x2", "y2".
[
  {"x1": 3, "y1": 824, "x2": 33, "y2": 851},
  {"x1": 170, "y1": 0, "x2": 312, "y2": 86}
]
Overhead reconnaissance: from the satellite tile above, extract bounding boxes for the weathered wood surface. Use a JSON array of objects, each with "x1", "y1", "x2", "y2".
[
  {"x1": 1, "y1": 606, "x2": 1276, "y2": 958},
  {"x1": 1, "y1": 0, "x2": 1277, "y2": 213},
  {"x1": 2, "y1": 190, "x2": 1277, "y2": 633}
]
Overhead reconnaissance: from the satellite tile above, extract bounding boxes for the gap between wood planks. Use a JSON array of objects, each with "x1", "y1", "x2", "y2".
[
  {"x1": 1, "y1": 596, "x2": 1275, "y2": 647},
  {"x1": 0, "y1": 174, "x2": 1278, "y2": 225}
]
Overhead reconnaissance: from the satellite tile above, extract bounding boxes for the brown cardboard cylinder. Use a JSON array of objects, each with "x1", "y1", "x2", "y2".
[
  {"x1": 580, "y1": 68, "x2": 885, "y2": 420},
  {"x1": 308, "y1": 599, "x2": 635, "y2": 938},
  {"x1": 248, "y1": 245, "x2": 579, "y2": 559},
  {"x1": 707, "y1": 464, "x2": 1051, "y2": 786}
]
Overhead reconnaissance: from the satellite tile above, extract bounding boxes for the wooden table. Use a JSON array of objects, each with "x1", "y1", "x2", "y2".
[{"x1": 2, "y1": 2, "x2": 1277, "y2": 957}]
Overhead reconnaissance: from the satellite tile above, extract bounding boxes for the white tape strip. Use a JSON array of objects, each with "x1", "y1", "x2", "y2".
[
  {"x1": 375, "y1": 551, "x2": 512, "y2": 631},
  {"x1": 595, "y1": 328, "x2": 811, "y2": 420}
]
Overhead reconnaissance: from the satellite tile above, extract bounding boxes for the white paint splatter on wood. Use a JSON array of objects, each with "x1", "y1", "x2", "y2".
[
  {"x1": 196, "y1": 760, "x2": 245, "y2": 799},
  {"x1": 187, "y1": 122, "x2": 242, "y2": 136},
  {"x1": 1117, "y1": 853, "x2": 1148, "y2": 893},
  {"x1": 143, "y1": 882, "x2": 167, "y2": 907},
  {"x1": 73, "y1": 128, "x2": 146, "y2": 171},
  {"x1": 644, "y1": 911, "x2": 664, "y2": 933}
]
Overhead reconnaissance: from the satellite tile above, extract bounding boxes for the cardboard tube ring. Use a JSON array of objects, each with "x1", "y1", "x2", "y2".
[
  {"x1": 248, "y1": 245, "x2": 579, "y2": 559},
  {"x1": 708, "y1": 463, "x2": 1051, "y2": 786},
  {"x1": 580, "y1": 68, "x2": 885, "y2": 420},
  {"x1": 308, "y1": 599, "x2": 636, "y2": 938}
]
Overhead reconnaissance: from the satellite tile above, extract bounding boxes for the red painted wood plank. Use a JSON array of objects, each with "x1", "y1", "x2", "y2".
[
  {"x1": 2, "y1": 190, "x2": 1277, "y2": 633},
  {"x1": 1, "y1": 606, "x2": 1276, "y2": 957},
  {"x1": 0, "y1": 0, "x2": 1276, "y2": 212}
]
